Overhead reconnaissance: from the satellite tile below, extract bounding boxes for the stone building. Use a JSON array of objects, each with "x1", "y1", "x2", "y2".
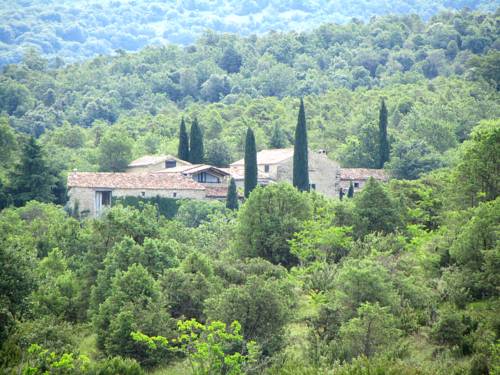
[
  {"x1": 339, "y1": 168, "x2": 389, "y2": 194},
  {"x1": 230, "y1": 148, "x2": 341, "y2": 197},
  {"x1": 67, "y1": 172, "x2": 206, "y2": 217},
  {"x1": 126, "y1": 155, "x2": 191, "y2": 173}
]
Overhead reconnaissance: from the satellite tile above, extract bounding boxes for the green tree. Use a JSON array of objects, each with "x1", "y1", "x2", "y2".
[
  {"x1": 219, "y1": 45, "x2": 243, "y2": 74},
  {"x1": 205, "y1": 139, "x2": 231, "y2": 167},
  {"x1": 226, "y1": 178, "x2": 238, "y2": 210},
  {"x1": 339, "y1": 302, "x2": 401, "y2": 360},
  {"x1": 293, "y1": 98, "x2": 310, "y2": 192},
  {"x1": 378, "y1": 99, "x2": 389, "y2": 168},
  {"x1": 353, "y1": 178, "x2": 401, "y2": 237},
  {"x1": 189, "y1": 118, "x2": 204, "y2": 164},
  {"x1": 8, "y1": 137, "x2": 57, "y2": 206},
  {"x1": 269, "y1": 123, "x2": 287, "y2": 149},
  {"x1": 0, "y1": 117, "x2": 16, "y2": 166},
  {"x1": 347, "y1": 181, "x2": 354, "y2": 198},
  {"x1": 177, "y1": 117, "x2": 190, "y2": 162},
  {"x1": 97, "y1": 130, "x2": 133, "y2": 172},
  {"x1": 244, "y1": 128, "x2": 257, "y2": 198},
  {"x1": 236, "y1": 182, "x2": 311, "y2": 267},
  {"x1": 205, "y1": 276, "x2": 290, "y2": 355}
]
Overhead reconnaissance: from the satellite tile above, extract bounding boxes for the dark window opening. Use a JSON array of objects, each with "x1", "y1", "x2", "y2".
[
  {"x1": 310, "y1": 183, "x2": 316, "y2": 190},
  {"x1": 354, "y1": 182, "x2": 360, "y2": 188},
  {"x1": 197, "y1": 172, "x2": 207, "y2": 183},
  {"x1": 165, "y1": 159, "x2": 177, "y2": 168},
  {"x1": 264, "y1": 164, "x2": 270, "y2": 173},
  {"x1": 173, "y1": 192, "x2": 177, "y2": 198},
  {"x1": 141, "y1": 192, "x2": 145, "y2": 197},
  {"x1": 101, "y1": 191, "x2": 111, "y2": 206}
]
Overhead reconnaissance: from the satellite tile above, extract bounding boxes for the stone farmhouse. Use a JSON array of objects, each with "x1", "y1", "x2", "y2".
[
  {"x1": 67, "y1": 150, "x2": 388, "y2": 217},
  {"x1": 230, "y1": 148, "x2": 342, "y2": 197}
]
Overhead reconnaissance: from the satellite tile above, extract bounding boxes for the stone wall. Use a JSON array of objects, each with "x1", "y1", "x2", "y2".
[{"x1": 68, "y1": 186, "x2": 206, "y2": 217}]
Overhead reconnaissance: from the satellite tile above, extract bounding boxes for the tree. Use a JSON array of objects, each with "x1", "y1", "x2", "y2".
[
  {"x1": 177, "y1": 117, "x2": 189, "y2": 162},
  {"x1": 205, "y1": 139, "x2": 231, "y2": 167},
  {"x1": 189, "y1": 118, "x2": 204, "y2": 164},
  {"x1": 378, "y1": 99, "x2": 389, "y2": 168},
  {"x1": 347, "y1": 181, "x2": 354, "y2": 198},
  {"x1": 352, "y1": 178, "x2": 401, "y2": 237},
  {"x1": 97, "y1": 130, "x2": 133, "y2": 172},
  {"x1": 205, "y1": 276, "x2": 289, "y2": 355},
  {"x1": 269, "y1": 123, "x2": 287, "y2": 149},
  {"x1": 236, "y1": 182, "x2": 311, "y2": 267},
  {"x1": 339, "y1": 302, "x2": 401, "y2": 359},
  {"x1": 226, "y1": 178, "x2": 238, "y2": 210},
  {"x1": 8, "y1": 137, "x2": 57, "y2": 206},
  {"x1": 219, "y1": 45, "x2": 243, "y2": 73},
  {"x1": 0, "y1": 117, "x2": 16, "y2": 165},
  {"x1": 244, "y1": 128, "x2": 257, "y2": 198},
  {"x1": 293, "y1": 98, "x2": 310, "y2": 192}
]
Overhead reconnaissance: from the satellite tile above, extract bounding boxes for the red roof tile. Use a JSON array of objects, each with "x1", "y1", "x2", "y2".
[
  {"x1": 340, "y1": 168, "x2": 389, "y2": 181},
  {"x1": 67, "y1": 172, "x2": 205, "y2": 190}
]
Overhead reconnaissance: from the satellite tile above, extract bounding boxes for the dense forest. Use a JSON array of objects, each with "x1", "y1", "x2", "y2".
[
  {"x1": 0, "y1": 2, "x2": 499, "y2": 374},
  {"x1": 0, "y1": 0, "x2": 497, "y2": 66}
]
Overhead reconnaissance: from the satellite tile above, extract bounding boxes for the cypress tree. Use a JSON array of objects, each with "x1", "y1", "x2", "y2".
[
  {"x1": 339, "y1": 187, "x2": 345, "y2": 201},
  {"x1": 244, "y1": 128, "x2": 257, "y2": 198},
  {"x1": 226, "y1": 178, "x2": 239, "y2": 210},
  {"x1": 293, "y1": 98, "x2": 309, "y2": 191},
  {"x1": 378, "y1": 99, "x2": 390, "y2": 168},
  {"x1": 347, "y1": 181, "x2": 354, "y2": 198},
  {"x1": 178, "y1": 117, "x2": 189, "y2": 161},
  {"x1": 189, "y1": 118, "x2": 204, "y2": 164},
  {"x1": 8, "y1": 137, "x2": 57, "y2": 206}
]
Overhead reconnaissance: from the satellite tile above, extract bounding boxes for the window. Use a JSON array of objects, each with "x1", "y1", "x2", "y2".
[
  {"x1": 165, "y1": 159, "x2": 177, "y2": 168},
  {"x1": 172, "y1": 192, "x2": 177, "y2": 198},
  {"x1": 310, "y1": 183, "x2": 316, "y2": 190},
  {"x1": 264, "y1": 164, "x2": 270, "y2": 173},
  {"x1": 197, "y1": 172, "x2": 207, "y2": 183},
  {"x1": 95, "y1": 190, "x2": 112, "y2": 214},
  {"x1": 196, "y1": 172, "x2": 220, "y2": 183},
  {"x1": 354, "y1": 182, "x2": 360, "y2": 188},
  {"x1": 141, "y1": 192, "x2": 145, "y2": 197}
]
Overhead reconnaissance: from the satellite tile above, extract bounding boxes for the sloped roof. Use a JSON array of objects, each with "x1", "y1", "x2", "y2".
[
  {"x1": 154, "y1": 164, "x2": 230, "y2": 177},
  {"x1": 340, "y1": 168, "x2": 389, "y2": 181},
  {"x1": 67, "y1": 172, "x2": 205, "y2": 190},
  {"x1": 128, "y1": 155, "x2": 190, "y2": 167},
  {"x1": 205, "y1": 186, "x2": 243, "y2": 199},
  {"x1": 231, "y1": 148, "x2": 294, "y2": 166}
]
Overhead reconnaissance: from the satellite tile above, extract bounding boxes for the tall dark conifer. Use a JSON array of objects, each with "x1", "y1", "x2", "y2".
[
  {"x1": 244, "y1": 128, "x2": 257, "y2": 198},
  {"x1": 178, "y1": 117, "x2": 189, "y2": 161},
  {"x1": 189, "y1": 118, "x2": 204, "y2": 164},
  {"x1": 8, "y1": 137, "x2": 57, "y2": 206},
  {"x1": 226, "y1": 178, "x2": 239, "y2": 210},
  {"x1": 378, "y1": 99, "x2": 390, "y2": 168},
  {"x1": 347, "y1": 181, "x2": 354, "y2": 198},
  {"x1": 293, "y1": 98, "x2": 309, "y2": 191}
]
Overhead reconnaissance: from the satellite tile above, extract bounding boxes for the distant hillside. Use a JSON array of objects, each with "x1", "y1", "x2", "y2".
[{"x1": 0, "y1": 0, "x2": 497, "y2": 65}]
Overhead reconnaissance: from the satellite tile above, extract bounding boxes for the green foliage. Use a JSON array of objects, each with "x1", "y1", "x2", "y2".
[
  {"x1": 8, "y1": 137, "x2": 58, "y2": 206},
  {"x1": 97, "y1": 129, "x2": 133, "y2": 172},
  {"x1": 189, "y1": 118, "x2": 204, "y2": 164},
  {"x1": 205, "y1": 139, "x2": 232, "y2": 167},
  {"x1": 293, "y1": 98, "x2": 310, "y2": 192},
  {"x1": 226, "y1": 178, "x2": 239, "y2": 210},
  {"x1": 205, "y1": 275, "x2": 290, "y2": 355},
  {"x1": 353, "y1": 178, "x2": 402, "y2": 237},
  {"x1": 133, "y1": 319, "x2": 258, "y2": 375},
  {"x1": 236, "y1": 183, "x2": 311, "y2": 267},
  {"x1": 113, "y1": 196, "x2": 179, "y2": 219},
  {"x1": 21, "y1": 343, "x2": 90, "y2": 375},
  {"x1": 178, "y1": 117, "x2": 190, "y2": 162},
  {"x1": 244, "y1": 128, "x2": 257, "y2": 198},
  {"x1": 378, "y1": 99, "x2": 390, "y2": 168},
  {"x1": 347, "y1": 181, "x2": 354, "y2": 198},
  {"x1": 175, "y1": 199, "x2": 227, "y2": 228}
]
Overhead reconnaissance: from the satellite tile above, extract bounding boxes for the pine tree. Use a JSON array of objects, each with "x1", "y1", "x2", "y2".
[
  {"x1": 378, "y1": 99, "x2": 390, "y2": 168},
  {"x1": 293, "y1": 98, "x2": 310, "y2": 191},
  {"x1": 269, "y1": 123, "x2": 287, "y2": 149},
  {"x1": 226, "y1": 178, "x2": 239, "y2": 210},
  {"x1": 189, "y1": 118, "x2": 204, "y2": 164},
  {"x1": 178, "y1": 117, "x2": 190, "y2": 162},
  {"x1": 347, "y1": 181, "x2": 354, "y2": 198},
  {"x1": 8, "y1": 137, "x2": 57, "y2": 206},
  {"x1": 244, "y1": 128, "x2": 257, "y2": 198}
]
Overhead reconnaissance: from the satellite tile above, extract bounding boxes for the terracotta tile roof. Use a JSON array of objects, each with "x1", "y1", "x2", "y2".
[
  {"x1": 67, "y1": 172, "x2": 205, "y2": 190},
  {"x1": 205, "y1": 186, "x2": 243, "y2": 198},
  {"x1": 231, "y1": 148, "x2": 294, "y2": 166},
  {"x1": 128, "y1": 155, "x2": 190, "y2": 167},
  {"x1": 340, "y1": 168, "x2": 389, "y2": 181}
]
